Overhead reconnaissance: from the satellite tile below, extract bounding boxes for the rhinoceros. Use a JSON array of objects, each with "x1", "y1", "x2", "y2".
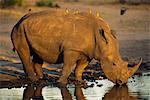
[{"x1": 11, "y1": 9, "x2": 142, "y2": 85}]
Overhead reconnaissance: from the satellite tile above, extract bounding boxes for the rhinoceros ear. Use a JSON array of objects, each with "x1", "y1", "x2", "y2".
[
  {"x1": 111, "y1": 30, "x2": 117, "y2": 39},
  {"x1": 99, "y1": 29, "x2": 108, "y2": 44}
]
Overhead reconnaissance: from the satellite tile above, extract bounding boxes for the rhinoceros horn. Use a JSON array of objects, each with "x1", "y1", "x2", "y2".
[{"x1": 128, "y1": 58, "x2": 142, "y2": 77}]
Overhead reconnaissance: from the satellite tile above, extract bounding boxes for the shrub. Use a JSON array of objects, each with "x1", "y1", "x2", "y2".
[
  {"x1": 36, "y1": 0, "x2": 53, "y2": 7},
  {"x1": 0, "y1": 0, "x2": 25, "y2": 8},
  {"x1": 16, "y1": 0, "x2": 24, "y2": 6}
]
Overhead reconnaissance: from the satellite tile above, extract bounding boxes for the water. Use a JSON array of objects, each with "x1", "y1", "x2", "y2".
[
  {"x1": 128, "y1": 74, "x2": 150, "y2": 100},
  {"x1": 0, "y1": 76, "x2": 149, "y2": 100},
  {"x1": 1, "y1": 80, "x2": 113, "y2": 100},
  {"x1": 0, "y1": 12, "x2": 150, "y2": 100}
]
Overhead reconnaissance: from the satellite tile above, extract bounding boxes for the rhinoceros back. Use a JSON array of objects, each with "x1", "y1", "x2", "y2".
[{"x1": 12, "y1": 10, "x2": 97, "y2": 63}]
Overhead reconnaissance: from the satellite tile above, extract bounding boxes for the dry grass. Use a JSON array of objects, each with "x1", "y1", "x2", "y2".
[
  {"x1": 0, "y1": 2, "x2": 149, "y2": 34},
  {"x1": 0, "y1": 2, "x2": 149, "y2": 35}
]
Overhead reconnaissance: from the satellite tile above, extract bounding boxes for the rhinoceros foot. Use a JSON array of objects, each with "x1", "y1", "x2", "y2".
[
  {"x1": 74, "y1": 80, "x2": 87, "y2": 86},
  {"x1": 28, "y1": 74, "x2": 39, "y2": 82},
  {"x1": 56, "y1": 78, "x2": 68, "y2": 87},
  {"x1": 56, "y1": 82, "x2": 67, "y2": 88}
]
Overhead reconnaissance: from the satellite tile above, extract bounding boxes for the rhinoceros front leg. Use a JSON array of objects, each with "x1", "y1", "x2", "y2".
[
  {"x1": 75, "y1": 60, "x2": 88, "y2": 83},
  {"x1": 75, "y1": 85, "x2": 85, "y2": 100},
  {"x1": 57, "y1": 51, "x2": 80, "y2": 86}
]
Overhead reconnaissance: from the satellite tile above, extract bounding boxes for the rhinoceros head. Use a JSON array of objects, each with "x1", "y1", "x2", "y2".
[
  {"x1": 95, "y1": 17, "x2": 142, "y2": 85},
  {"x1": 101, "y1": 57, "x2": 142, "y2": 85},
  {"x1": 100, "y1": 30, "x2": 142, "y2": 85}
]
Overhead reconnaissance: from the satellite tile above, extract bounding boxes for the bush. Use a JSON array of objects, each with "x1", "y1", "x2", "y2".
[
  {"x1": 36, "y1": 0, "x2": 53, "y2": 7},
  {"x1": 0, "y1": 0, "x2": 25, "y2": 8},
  {"x1": 16, "y1": 0, "x2": 24, "y2": 6}
]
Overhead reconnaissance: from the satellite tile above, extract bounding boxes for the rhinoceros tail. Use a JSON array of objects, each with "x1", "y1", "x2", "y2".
[{"x1": 11, "y1": 26, "x2": 17, "y2": 53}]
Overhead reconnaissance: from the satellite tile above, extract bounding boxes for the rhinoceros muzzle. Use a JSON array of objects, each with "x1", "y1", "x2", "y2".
[
  {"x1": 118, "y1": 58, "x2": 142, "y2": 85},
  {"x1": 102, "y1": 58, "x2": 142, "y2": 86}
]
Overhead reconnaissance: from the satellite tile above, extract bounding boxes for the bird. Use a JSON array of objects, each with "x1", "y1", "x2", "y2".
[
  {"x1": 96, "y1": 11, "x2": 100, "y2": 17},
  {"x1": 65, "y1": 8, "x2": 69, "y2": 14},
  {"x1": 28, "y1": 9, "x2": 31, "y2": 12},
  {"x1": 75, "y1": 9, "x2": 79, "y2": 14},
  {"x1": 89, "y1": 9, "x2": 92, "y2": 14},
  {"x1": 26, "y1": 9, "x2": 32, "y2": 15},
  {"x1": 120, "y1": 7, "x2": 128, "y2": 15},
  {"x1": 54, "y1": 3, "x2": 60, "y2": 8},
  {"x1": 70, "y1": 9, "x2": 74, "y2": 13}
]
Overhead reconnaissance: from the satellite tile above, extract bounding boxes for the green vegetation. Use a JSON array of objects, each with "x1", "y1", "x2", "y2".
[
  {"x1": 0, "y1": 0, "x2": 25, "y2": 8},
  {"x1": 36, "y1": 0, "x2": 53, "y2": 7},
  {"x1": 79, "y1": 0, "x2": 119, "y2": 5}
]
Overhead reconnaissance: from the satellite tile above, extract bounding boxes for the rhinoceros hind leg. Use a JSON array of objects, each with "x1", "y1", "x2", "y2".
[
  {"x1": 57, "y1": 51, "x2": 80, "y2": 85},
  {"x1": 32, "y1": 53, "x2": 44, "y2": 80},
  {"x1": 12, "y1": 35, "x2": 38, "y2": 81}
]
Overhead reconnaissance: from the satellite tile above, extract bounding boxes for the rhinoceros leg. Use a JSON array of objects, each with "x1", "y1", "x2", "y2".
[
  {"x1": 75, "y1": 60, "x2": 88, "y2": 82},
  {"x1": 17, "y1": 49, "x2": 38, "y2": 81},
  {"x1": 12, "y1": 35, "x2": 38, "y2": 81},
  {"x1": 75, "y1": 85, "x2": 85, "y2": 100},
  {"x1": 23, "y1": 85, "x2": 34, "y2": 99},
  {"x1": 59, "y1": 87, "x2": 72, "y2": 100},
  {"x1": 57, "y1": 51, "x2": 80, "y2": 85},
  {"x1": 32, "y1": 54, "x2": 44, "y2": 79}
]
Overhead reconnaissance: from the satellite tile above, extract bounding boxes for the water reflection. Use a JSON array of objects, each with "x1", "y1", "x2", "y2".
[
  {"x1": 60, "y1": 87, "x2": 72, "y2": 100},
  {"x1": 75, "y1": 85, "x2": 86, "y2": 100},
  {"x1": 23, "y1": 85, "x2": 44, "y2": 100},
  {"x1": 21, "y1": 83, "x2": 139, "y2": 100},
  {"x1": 60, "y1": 85, "x2": 86, "y2": 100},
  {"x1": 0, "y1": 75, "x2": 149, "y2": 100},
  {"x1": 103, "y1": 86, "x2": 137, "y2": 100},
  {"x1": 22, "y1": 84, "x2": 86, "y2": 100}
]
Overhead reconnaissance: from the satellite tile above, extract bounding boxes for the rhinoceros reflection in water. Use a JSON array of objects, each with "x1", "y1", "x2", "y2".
[
  {"x1": 103, "y1": 86, "x2": 138, "y2": 100},
  {"x1": 22, "y1": 85, "x2": 85, "y2": 100},
  {"x1": 61, "y1": 85, "x2": 138, "y2": 100},
  {"x1": 23, "y1": 85, "x2": 44, "y2": 100},
  {"x1": 22, "y1": 85, "x2": 137, "y2": 100},
  {"x1": 11, "y1": 9, "x2": 142, "y2": 86},
  {"x1": 60, "y1": 85, "x2": 86, "y2": 100}
]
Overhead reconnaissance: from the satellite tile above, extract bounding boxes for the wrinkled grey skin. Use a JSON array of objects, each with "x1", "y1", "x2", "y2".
[{"x1": 11, "y1": 9, "x2": 142, "y2": 86}]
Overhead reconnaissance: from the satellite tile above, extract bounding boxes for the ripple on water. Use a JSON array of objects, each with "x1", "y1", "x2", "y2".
[{"x1": 128, "y1": 73, "x2": 150, "y2": 100}]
